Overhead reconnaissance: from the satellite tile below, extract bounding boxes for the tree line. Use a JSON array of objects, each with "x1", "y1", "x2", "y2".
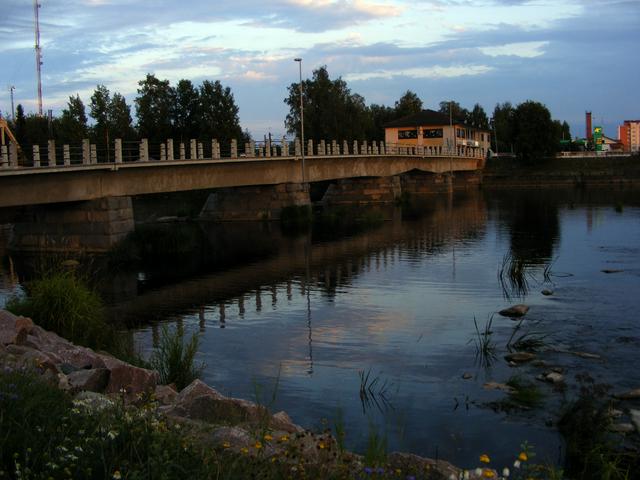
[{"x1": 6, "y1": 67, "x2": 571, "y2": 161}]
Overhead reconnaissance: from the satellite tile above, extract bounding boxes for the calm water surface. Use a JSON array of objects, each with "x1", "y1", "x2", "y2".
[{"x1": 1, "y1": 188, "x2": 639, "y2": 470}]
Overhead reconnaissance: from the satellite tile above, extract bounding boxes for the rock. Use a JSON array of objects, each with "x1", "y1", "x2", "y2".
[
  {"x1": 177, "y1": 379, "x2": 226, "y2": 403},
  {"x1": 387, "y1": 452, "x2": 461, "y2": 480},
  {"x1": 462, "y1": 372, "x2": 473, "y2": 380},
  {"x1": 154, "y1": 384, "x2": 178, "y2": 405},
  {"x1": 630, "y1": 410, "x2": 640, "y2": 433},
  {"x1": 483, "y1": 382, "x2": 516, "y2": 394},
  {"x1": 601, "y1": 269, "x2": 624, "y2": 274},
  {"x1": 60, "y1": 259, "x2": 80, "y2": 268},
  {"x1": 545, "y1": 372, "x2": 564, "y2": 385},
  {"x1": 504, "y1": 352, "x2": 536, "y2": 363},
  {"x1": 67, "y1": 368, "x2": 110, "y2": 393},
  {"x1": 99, "y1": 354, "x2": 158, "y2": 400},
  {"x1": 271, "y1": 411, "x2": 304, "y2": 433},
  {"x1": 614, "y1": 388, "x2": 640, "y2": 400},
  {"x1": 498, "y1": 304, "x2": 530, "y2": 318},
  {"x1": 210, "y1": 425, "x2": 252, "y2": 449},
  {"x1": 54, "y1": 347, "x2": 107, "y2": 370},
  {"x1": 609, "y1": 423, "x2": 635, "y2": 434},
  {"x1": 541, "y1": 289, "x2": 554, "y2": 296},
  {"x1": 0, "y1": 310, "x2": 34, "y2": 345}
]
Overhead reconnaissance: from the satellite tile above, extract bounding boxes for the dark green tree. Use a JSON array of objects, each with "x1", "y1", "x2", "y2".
[
  {"x1": 198, "y1": 80, "x2": 243, "y2": 147},
  {"x1": 284, "y1": 66, "x2": 370, "y2": 141},
  {"x1": 135, "y1": 74, "x2": 175, "y2": 144},
  {"x1": 14, "y1": 104, "x2": 26, "y2": 145},
  {"x1": 467, "y1": 103, "x2": 489, "y2": 129},
  {"x1": 512, "y1": 100, "x2": 558, "y2": 161},
  {"x1": 90, "y1": 84, "x2": 111, "y2": 144},
  {"x1": 491, "y1": 102, "x2": 515, "y2": 153},
  {"x1": 57, "y1": 94, "x2": 88, "y2": 144},
  {"x1": 108, "y1": 93, "x2": 135, "y2": 140},
  {"x1": 394, "y1": 90, "x2": 423, "y2": 118},
  {"x1": 23, "y1": 114, "x2": 49, "y2": 147},
  {"x1": 367, "y1": 103, "x2": 396, "y2": 140},
  {"x1": 438, "y1": 100, "x2": 469, "y2": 123},
  {"x1": 174, "y1": 79, "x2": 200, "y2": 142}
]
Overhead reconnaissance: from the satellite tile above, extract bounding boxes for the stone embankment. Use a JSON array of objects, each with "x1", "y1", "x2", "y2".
[{"x1": 0, "y1": 309, "x2": 470, "y2": 479}]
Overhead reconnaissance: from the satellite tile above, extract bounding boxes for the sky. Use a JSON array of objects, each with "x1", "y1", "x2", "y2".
[{"x1": 1, "y1": 0, "x2": 638, "y2": 139}]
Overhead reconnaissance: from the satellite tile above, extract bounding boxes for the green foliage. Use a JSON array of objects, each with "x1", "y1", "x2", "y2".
[
  {"x1": 198, "y1": 79, "x2": 244, "y2": 146},
  {"x1": 135, "y1": 73, "x2": 175, "y2": 144},
  {"x1": 6, "y1": 270, "x2": 108, "y2": 350},
  {"x1": 174, "y1": 79, "x2": 200, "y2": 142},
  {"x1": 394, "y1": 90, "x2": 423, "y2": 118},
  {"x1": 0, "y1": 369, "x2": 217, "y2": 479},
  {"x1": 513, "y1": 100, "x2": 559, "y2": 162},
  {"x1": 364, "y1": 423, "x2": 388, "y2": 468},
  {"x1": 438, "y1": 100, "x2": 469, "y2": 122},
  {"x1": 57, "y1": 94, "x2": 89, "y2": 144},
  {"x1": 150, "y1": 324, "x2": 203, "y2": 390},
  {"x1": 471, "y1": 315, "x2": 497, "y2": 367}
]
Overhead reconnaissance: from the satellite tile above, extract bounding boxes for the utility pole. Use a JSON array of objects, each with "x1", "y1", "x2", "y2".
[
  {"x1": 34, "y1": 0, "x2": 43, "y2": 116},
  {"x1": 294, "y1": 58, "x2": 305, "y2": 183},
  {"x1": 9, "y1": 86, "x2": 15, "y2": 121}
]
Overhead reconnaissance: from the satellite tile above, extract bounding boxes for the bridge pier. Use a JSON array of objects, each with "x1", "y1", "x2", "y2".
[
  {"x1": 199, "y1": 183, "x2": 310, "y2": 221},
  {"x1": 10, "y1": 196, "x2": 134, "y2": 253},
  {"x1": 321, "y1": 176, "x2": 402, "y2": 205}
]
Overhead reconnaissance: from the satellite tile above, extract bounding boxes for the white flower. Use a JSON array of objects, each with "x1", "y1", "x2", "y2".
[
  {"x1": 502, "y1": 467, "x2": 510, "y2": 477},
  {"x1": 475, "y1": 468, "x2": 483, "y2": 476},
  {"x1": 107, "y1": 430, "x2": 118, "y2": 440},
  {"x1": 513, "y1": 460, "x2": 521, "y2": 469},
  {"x1": 463, "y1": 471, "x2": 470, "y2": 480}
]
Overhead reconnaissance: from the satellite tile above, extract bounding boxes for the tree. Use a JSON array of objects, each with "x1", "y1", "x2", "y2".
[
  {"x1": 394, "y1": 90, "x2": 423, "y2": 118},
  {"x1": 438, "y1": 101, "x2": 469, "y2": 123},
  {"x1": 491, "y1": 102, "x2": 515, "y2": 153},
  {"x1": 57, "y1": 94, "x2": 88, "y2": 144},
  {"x1": 90, "y1": 85, "x2": 111, "y2": 144},
  {"x1": 367, "y1": 104, "x2": 395, "y2": 140},
  {"x1": 135, "y1": 74, "x2": 175, "y2": 144},
  {"x1": 467, "y1": 103, "x2": 489, "y2": 129},
  {"x1": 198, "y1": 80, "x2": 243, "y2": 147},
  {"x1": 14, "y1": 104, "x2": 26, "y2": 145},
  {"x1": 284, "y1": 66, "x2": 370, "y2": 141},
  {"x1": 174, "y1": 79, "x2": 200, "y2": 142},
  {"x1": 108, "y1": 93, "x2": 134, "y2": 140},
  {"x1": 512, "y1": 100, "x2": 558, "y2": 161}
]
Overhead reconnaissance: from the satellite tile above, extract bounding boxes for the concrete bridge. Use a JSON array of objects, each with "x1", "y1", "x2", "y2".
[{"x1": 0, "y1": 137, "x2": 484, "y2": 252}]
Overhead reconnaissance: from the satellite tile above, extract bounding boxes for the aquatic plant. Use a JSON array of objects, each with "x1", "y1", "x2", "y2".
[
  {"x1": 149, "y1": 324, "x2": 204, "y2": 390},
  {"x1": 470, "y1": 315, "x2": 497, "y2": 368},
  {"x1": 358, "y1": 368, "x2": 392, "y2": 413},
  {"x1": 497, "y1": 252, "x2": 531, "y2": 300},
  {"x1": 505, "y1": 376, "x2": 544, "y2": 409}
]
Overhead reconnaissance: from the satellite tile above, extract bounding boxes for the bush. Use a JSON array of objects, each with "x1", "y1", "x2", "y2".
[
  {"x1": 150, "y1": 324, "x2": 204, "y2": 390},
  {"x1": 6, "y1": 270, "x2": 108, "y2": 349}
]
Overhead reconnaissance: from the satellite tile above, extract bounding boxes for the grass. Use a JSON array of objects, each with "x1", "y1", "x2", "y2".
[
  {"x1": 498, "y1": 251, "x2": 531, "y2": 300},
  {"x1": 470, "y1": 315, "x2": 497, "y2": 367},
  {"x1": 149, "y1": 324, "x2": 204, "y2": 390},
  {"x1": 6, "y1": 269, "x2": 108, "y2": 350},
  {"x1": 358, "y1": 368, "x2": 392, "y2": 413}
]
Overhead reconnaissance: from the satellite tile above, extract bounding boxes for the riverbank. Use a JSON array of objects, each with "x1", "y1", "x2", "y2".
[
  {"x1": 482, "y1": 154, "x2": 640, "y2": 188},
  {"x1": 0, "y1": 309, "x2": 482, "y2": 479}
]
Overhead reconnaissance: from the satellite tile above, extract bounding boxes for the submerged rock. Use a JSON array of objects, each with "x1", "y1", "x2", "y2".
[
  {"x1": 462, "y1": 372, "x2": 473, "y2": 380},
  {"x1": 541, "y1": 289, "x2": 554, "y2": 296},
  {"x1": 498, "y1": 304, "x2": 530, "y2": 318},
  {"x1": 483, "y1": 382, "x2": 516, "y2": 394},
  {"x1": 504, "y1": 352, "x2": 536, "y2": 363}
]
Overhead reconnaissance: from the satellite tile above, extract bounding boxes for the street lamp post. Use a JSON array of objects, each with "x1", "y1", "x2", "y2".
[{"x1": 294, "y1": 58, "x2": 306, "y2": 183}]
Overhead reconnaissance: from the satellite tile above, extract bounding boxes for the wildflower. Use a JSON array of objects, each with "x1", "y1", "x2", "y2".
[
  {"x1": 107, "y1": 430, "x2": 118, "y2": 440},
  {"x1": 482, "y1": 469, "x2": 495, "y2": 478},
  {"x1": 112, "y1": 471, "x2": 122, "y2": 479},
  {"x1": 475, "y1": 468, "x2": 484, "y2": 476},
  {"x1": 463, "y1": 470, "x2": 470, "y2": 480},
  {"x1": 395, "y1": 468, "x2": 402, "y2": 475},
  {"x1": 518, "y1": 452, "x2": 528, "y2": 462},
  {"x1": 318, "y1": 442, "x2": 326, "y2": 449},
  {"x1": 222, "y1": 442, "x2": 231, "y2": 449},
  {"x1": 513, "y1": 461, "x2": 521, "y2": 469},
  {"x1": 502, "y1": 467, "x2": 510, "y2": 477},
  {"x1": 279, "y1": 435, "x2": 289, "y2": 442},
  {"x1": 241, "y1": 447, "x2": 249, "y2": 454},
  {"x1": 364, "y1": 466, "x2": 373, "y2": 475},
  {"x1": 254, "y1": 441, "x2": 263, "y2": 449},
  {"x1": 377, "y1": 467, "x2": 385, "y2": 474},
  {"x1": 479, "y1": 454, "x2": 491, "y2": 464},
  {"x1": 264, "y1": 434, "x2": 273, "y2": 441}
]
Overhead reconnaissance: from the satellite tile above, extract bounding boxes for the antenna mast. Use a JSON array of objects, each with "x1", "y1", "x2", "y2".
[{"x1": 34, "y1": 0, "x2": 43, "y2": 116}]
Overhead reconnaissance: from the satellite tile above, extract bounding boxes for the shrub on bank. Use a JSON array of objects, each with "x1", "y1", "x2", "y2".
[{"x1": 150, "y1": 324, "x2": 204, "y2": 390}]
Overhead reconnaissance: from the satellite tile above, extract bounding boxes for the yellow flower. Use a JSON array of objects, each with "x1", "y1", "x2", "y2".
[
  {"x1": 518, "y1": 452, "x2": 528, "y2": 462},
  {"x1": 318, "y1": 442, "x2": 326, "y2": 449},
  {"x1": 222, "y1": 442, "x2": 231, "y2": 449},
  {"x1": 241, "y1": 447, "x2": 249, "y2": 454},
  {"x1": 264, "y1": 434, "x2": 273, "y2": 441},
  {"x1": 482, "y1": 469, "x2": 496, "y2": 478},
  {"x1": 395, "y1": 468, "x2": 402, "y2": 475},
  {"x1": 112, "y1": 471, "x2": 122, "y2": 480},
  {"x1": 479, "y1": 454, "x2": 491, "y2": 464},
  {"x1": 254, "y1": 441, "x2": 263, "y2": 449},
  {"x1": 279, "y1": 435, "x2": 289, "y2": 442}
]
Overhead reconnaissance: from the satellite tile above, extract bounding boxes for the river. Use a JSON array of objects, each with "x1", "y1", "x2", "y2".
[{"x1": 1, "y1": 187, "x2": 639, "y2": 471}]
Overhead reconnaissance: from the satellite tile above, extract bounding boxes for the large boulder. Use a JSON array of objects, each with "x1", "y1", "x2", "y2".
[
  {"x1": 99, "y1": 354, "x2": 158, "y2": 400},
  {"x1": 0, "y1": 310, "x2": 34, "y2": 345},
  {"x1": 67, "y1": 368, "x2": 110, "y2": 393},
  {"x1": 498, "y1": 304, "x2": 530, "y2": 318}
]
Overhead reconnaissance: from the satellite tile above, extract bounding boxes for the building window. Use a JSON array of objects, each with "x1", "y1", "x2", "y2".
[
  {"x1": 398, "y1": 129, "x2": 418, "y2": 139},
  {"x1": 456, "y1": 128, "x2": 466, "y2": 138},
  {"x1": 423, "y1": 128, "x2": 443, "y2": 138}
]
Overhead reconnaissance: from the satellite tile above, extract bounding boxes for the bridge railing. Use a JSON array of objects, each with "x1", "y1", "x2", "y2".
[{"x1": 1, "y1": 137, "x2": 487, "y2": 170}]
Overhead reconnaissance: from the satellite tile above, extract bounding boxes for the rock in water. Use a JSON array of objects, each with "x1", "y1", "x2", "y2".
[
  {"x1": 601, "y1": 269, "x2": 623, "y2": 274},
  {"x1": 613, "y1": 388, "x2": 640, "y2": 400},
  {"x1": 498, "y1": 304, "x2": 530, "y2": 318},
  {"x1": 504, "y1": 352, "x2": 536, "y2": 363},
  {"x1": 541, "y1": 289, "x2": 554, "y2": 296}
]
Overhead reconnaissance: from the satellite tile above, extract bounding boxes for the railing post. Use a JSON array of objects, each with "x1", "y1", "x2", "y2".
[
  {"x1": 90, "y1": 144, "x2": 97, "y2": 164},
  {"x1": 179, "y1": 142, "x2": 186, "y2": 160},
  {"x1": 140, "y1": 138, "x2": 149, "y2": 161},
  {"x1": 265, "y1": 138, "x2": 271, "y2": 158},
  {"x1": 160, "y1": 143, "x2": 166, "y2": 161},
  {"x1": 115, "y1": 139, "x2": 123, "y2": 163},
  {"x1": 318, "y1": 140, "x2": 325, "y2": 156},
  {"x1": 343, "y1": 140, "x2": 349, "y2": 155},
  {"x1": 294, "y1": 139, "x2": 301, "y2": 156},
  {"x1": 211, "y1": 140, "x2": 218, "y2": 160},
  {"x1": 372, "y1": 141, "x2": 379, "y2": 155},
  {"x1": 63, "y1": 145, "x2": 70, "y2": 166},
  {"x1": 307, "y1": 139, "x2": 313, "y2": 156},
  {"x1": 249, "y1": 140, "x2": 255, "y2": 158},
  {"x1": 82, "y1": 139, "x2": 90, "y2": 165},
  {"x1": 198, "y1": 141, "x2": 204, "y2": 160},
  {"x1": 244, "y1": 142, "x2": 250, "y2": 157},
  {"x1": 231, "y1": 139, "x2": 238, "y2": 158},
  {"x1": 1, "y1": 145, "x2": 8, "y2": 168},
  {"x1": 33, "y1": 145, "x2": 41, "y2": 167},
  {"x1": 48, "y1": 139, "x2": 56, "y2": 166},
  {"x1": 362, "y1": 141, "x2": 368, "y2": 155},
  {"x1": 166, "y1": 139, "x2": 174, "y2": 161},
  {"x1": 189, "y1": 139, "x2": 197, "y2": 160},
  {"x1": 282, "y1": 137, "x2": 289, "y2": 156},
  {"x1": 353, "y1": 140, "x2": 358, "y2": 155},
  {"x1": 380, "y1": 142, "x2": 386, "y2": 155},
  {"x1": 9, "y1": 143, "x2": 18, "y2": 167}
]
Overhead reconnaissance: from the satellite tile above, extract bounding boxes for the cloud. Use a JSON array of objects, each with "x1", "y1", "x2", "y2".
[{"x1": 344, "y1": 64, "x2": 493, "y2": 81}]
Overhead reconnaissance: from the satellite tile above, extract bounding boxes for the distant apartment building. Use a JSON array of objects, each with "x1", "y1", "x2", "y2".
[
  {"x1": 618, "y1": 120, "x2": 640, "y2": 152},
  {"x1": 384, "y1": 110, "x2": 491, "y2": 158}
]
